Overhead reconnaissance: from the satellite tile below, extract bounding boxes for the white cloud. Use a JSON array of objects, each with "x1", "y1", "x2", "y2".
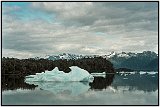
[{"x1": 2, "y1": 2, "x2": 158, "y2": 58}]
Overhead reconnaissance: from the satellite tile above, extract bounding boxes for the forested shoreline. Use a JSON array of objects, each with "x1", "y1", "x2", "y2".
[{"x1": 2, "y1": 57, "x2": 115, "y2": 78}]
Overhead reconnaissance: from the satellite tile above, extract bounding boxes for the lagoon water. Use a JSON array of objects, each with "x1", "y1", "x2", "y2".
[{"x1": 2, "y1": 71, "x2": 158, "y2": 105}]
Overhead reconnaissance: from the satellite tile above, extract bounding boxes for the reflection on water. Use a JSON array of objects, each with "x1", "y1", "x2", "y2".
[
  {"x1": 2, "y1": 74, "x2": 115, "y2": 93},
  {"x1": 26, "y1": 81, "x2": 90, "y2": 96},
  {"x1": 112, "y1": 73, "x2": 158, "y2": 92},
  {"x1": 2, "y1": 71, "x2": 158, "y2": 105},
  {"x1": 2, "y1": 76, "x2": 37, "y2": 91},
  {"x1": 89, "y1": 74, "x2": 114, "y2": 90}
]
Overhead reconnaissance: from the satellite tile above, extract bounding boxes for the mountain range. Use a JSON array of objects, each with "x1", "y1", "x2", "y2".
[
  {"x1": 107, "y1": 51, "x2": 158, "y2": 70},
  {"x1": 35, "y1": 51, "x2": 158, "y2": 70}
]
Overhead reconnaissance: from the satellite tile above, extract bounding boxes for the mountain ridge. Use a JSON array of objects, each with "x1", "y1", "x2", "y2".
[{"x1": 35, "y1": 51, "x2": 158, "y2": 70}]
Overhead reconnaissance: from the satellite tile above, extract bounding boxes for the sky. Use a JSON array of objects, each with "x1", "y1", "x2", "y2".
[{"x1": 2, "y1": 2, "x2": 158, "y2": 58}]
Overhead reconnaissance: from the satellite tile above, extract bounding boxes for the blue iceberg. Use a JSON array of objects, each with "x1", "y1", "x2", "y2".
[{"x1": 25, "y1": 66, "x2": 94, "y2": 82}]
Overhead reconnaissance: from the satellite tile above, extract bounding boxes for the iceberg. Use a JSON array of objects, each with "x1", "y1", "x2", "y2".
[{"x1": 25, "y1": 66, "x2": 94, "y2": 82}]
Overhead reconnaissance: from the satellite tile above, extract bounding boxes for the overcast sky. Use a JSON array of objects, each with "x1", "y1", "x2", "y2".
[{"x1": 2, "y1": 2, "x2": 158, "y2": 58}]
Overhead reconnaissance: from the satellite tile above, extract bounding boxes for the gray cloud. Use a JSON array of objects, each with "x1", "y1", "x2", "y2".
[{"x1": 2, "y1": 2, "x2": 158, "y2": 58}]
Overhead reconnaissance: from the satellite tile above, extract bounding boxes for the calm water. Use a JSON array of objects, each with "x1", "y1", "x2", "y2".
[{"x1": 2, "y1": 71, "x2": 158, "y2": 105}]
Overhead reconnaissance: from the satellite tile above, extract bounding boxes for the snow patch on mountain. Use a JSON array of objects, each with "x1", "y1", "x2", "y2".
[
  {"x1": 117, "y1": 52, "x2": 130, "y2": 58},
  {"x1": 107, "y1": 51, "x2": 116, "y2": 58}
]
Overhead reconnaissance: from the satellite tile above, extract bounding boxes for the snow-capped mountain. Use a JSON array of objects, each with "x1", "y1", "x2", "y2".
[
  {"x1": 103, "y1": 51, "x2": 157, "y2": 59},
  {"x1": 36, "y1": 51, "x2": 157, "y2": 61},
  {"x1": 46, "y1": 53, "x2": 84, "y2": 60},
  {"x1": 107, "y1": 51, "x2": 158, "y2": 70},
  {"x1": 102, "y1": 51, "x2": 116, "y2": 58},
  {"x1": 35, "y1": 51, "x2": 158, "y2": 70},
  {"x1": 36, "y1": 53, "x2": 97, "y2": 61},
  {"x1": 103, "y1": 51, "x2": 133, "y2": 59}
]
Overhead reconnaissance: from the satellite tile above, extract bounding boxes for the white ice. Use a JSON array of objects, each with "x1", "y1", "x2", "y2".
[
  {"x1": 118, "y1": 71, "x2": 136, "y2": 75},
  {"x1": 91, "y1": 72, "x2": 106, "y2": 77},
  {"x1": 25, "y1": 66, "x2": 94, "y2": 82},
  {"x1": 147, "y1": 72, "x2": 158, "y2": 75},
  {"x1": 139, "y1": 71, "x2": 158, "y2": 75},
  {"x1": 139, "y1": 71, "x2": 147, "y2": 75}
]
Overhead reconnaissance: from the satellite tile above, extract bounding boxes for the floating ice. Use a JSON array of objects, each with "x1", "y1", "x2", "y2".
[
  {"x1": 129, "y1": 72, "x2": 136, "y2": 74},
  {"x1": 139, "y1": 71, "x2": 158, "y2": 75},
  {"x1": 124, "y1": 74, "x2": 128, "y2": 76},
  {"x1": 147, "y1": 72, "x2": 158, "y2": 75},
  {"x1": 119, "y1": 71, "x2": 136, "y2": 74},
  {"x1": 91, "y1": 72, "x2": 106, "y2": 77},
  {"x1": 120, "y1": 71, "x2": 125, "y2": 74},
  {"x1": 123, "y1": 78, "x2": 128, "y2": 79},
  {"x1": 139, "y1": 71, "x2": 147, "y2": 75},
  {"x1": 25, "y1": 66, "x2": 94, "y2": 82},
  {"x1": 91, "y1": 72, "x2": 106, "y2": 75}
]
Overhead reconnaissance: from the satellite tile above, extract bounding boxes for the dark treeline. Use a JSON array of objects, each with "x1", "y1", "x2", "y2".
[{"x1": 2, "y1": 57, "x2": 114, "y2": 78}]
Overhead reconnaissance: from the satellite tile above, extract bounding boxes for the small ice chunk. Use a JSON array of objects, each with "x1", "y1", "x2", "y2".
[
  {"x1": 147, "y1": 72, "x2": 158, "y2": 75},
  {"x1": 139, "y1": 71, "x2": 147, "y2": 75},
  {"x1": 91, "y1": 72, "x2": 106, "y2": 77},
  {"x1": 129, "y1": 72, "x2": 136, "y2": 74},
  {"x1": 120, "y1": 71, "x2": 125, "y2": 74},
  {"x1": 123, "y1": 78, "x2": 128, "y2": 79}
]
